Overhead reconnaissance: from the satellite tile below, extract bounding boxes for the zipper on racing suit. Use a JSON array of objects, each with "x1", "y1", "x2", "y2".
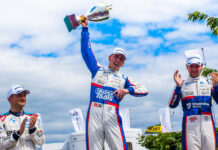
[
  {"x1": 102, "y1": 71, "x2": 109, "y2": 132},
  {"x1": 196, "y1": 79, "x2": 203, "y2": 147}
]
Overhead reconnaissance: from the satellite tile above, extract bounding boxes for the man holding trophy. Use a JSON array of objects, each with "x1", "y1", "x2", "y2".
[
  {"x1": 78, "y1": 12, "x2": 149, "y2": 150},
  {"x1": 64, "y1": 2, "x2": 148, "y2": 149},
  {"x1": 80, "y1": 16, "x2": 148, "y2": 150}
]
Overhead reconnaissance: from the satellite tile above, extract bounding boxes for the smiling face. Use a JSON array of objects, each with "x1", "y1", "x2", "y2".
[
  {"x1": 186, "y1": 64, "x2": 203, "y2": 78},
  {"x1": 8, "y1": 91, "x2": 27, "y2": 112},
  {"x1": 108, "y1": 54, "x2": 125, "y2": 71}
]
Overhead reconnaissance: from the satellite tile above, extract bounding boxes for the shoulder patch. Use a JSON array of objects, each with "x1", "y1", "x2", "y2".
[
  {"x1": 34, "y1": 113, "x2": 39, "y2": 117},
  {"x1": 0, "y1": 115, "x2": 7, "y2": 122},
  {"x1": 24, "y1": 112, "x2": 34, "y2": 116},
  {"x1": 0, "y1": 112, "x2": 10, "y2": 122}
]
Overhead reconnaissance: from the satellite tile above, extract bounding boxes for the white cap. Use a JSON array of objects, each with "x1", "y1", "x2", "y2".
[
  {"x1": 184, "y1": 49, "x2": 203, "y2": 65},
  {"x1": 111, "y1": 47, "x2": 127, "y2": 59},
  {"x1": 7, "y1": 85, "x2": 30, "y2": 99}
]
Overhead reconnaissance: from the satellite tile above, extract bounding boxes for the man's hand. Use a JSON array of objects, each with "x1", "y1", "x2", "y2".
[
  {"x1": 113, "y1": 89, "x2": 129, "y2": 100},
  {"x1": 29, "y1": 114, "x2": 38, "y2": 129},
  {"x1": 19, "y1": 117, "x2": 27, "y2": 135},
  {"x1": 210, "y1": 72, "x2": 218, "y2": 87},
  {"x1": 80, "y1": 15, "x2": 88, "y2": 27},
  {"x1": 174, "y1": 70, "x2": 183, "y2": 87}
]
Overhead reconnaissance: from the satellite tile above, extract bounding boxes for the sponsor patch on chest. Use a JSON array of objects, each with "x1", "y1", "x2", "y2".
[
  {"x1": 109, "y1": 76, "x2": 125, "y2": 89},
  {"x1": 6, "y1": 130, "x2": 16, "y2": 136},
  {"x1": 95, "y1": 88, "x2": 113, "y2": 101}
]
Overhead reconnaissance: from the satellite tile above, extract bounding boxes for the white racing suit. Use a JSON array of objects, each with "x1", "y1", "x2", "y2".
[
  {"x1": 169, "y1": 76, "x2": 218, "y2": 150},
  {"x1": 0, "y1": 110, "x2": 45, "y2": 150},
  {"x1": 81, "y1": 27, "x2": 148, "y2": 150}
]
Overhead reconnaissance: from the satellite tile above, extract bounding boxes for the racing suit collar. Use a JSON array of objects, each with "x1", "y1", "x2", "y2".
[
  {"x1": 188, "y1": 76, "x2": 200, "y2": 81},
  {"x1": 105, "y1": 67, "x2": 119, "y2": 74},
  {"x1": 9, "y1": 109, "x2": 25, "y2": 116}
]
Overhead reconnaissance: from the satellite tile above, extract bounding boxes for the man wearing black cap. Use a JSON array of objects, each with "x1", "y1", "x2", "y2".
[{"x1": 0, "y1": 85, "x2": 45, "y2": 150}]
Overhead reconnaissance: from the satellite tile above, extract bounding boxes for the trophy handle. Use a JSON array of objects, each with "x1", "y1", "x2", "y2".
[
  {"x1": 64, "y1": 14, "x2": 80, "y2": 32},
  {"x1": 79, "y1": 16, "x2": 86, "y2": 23}
]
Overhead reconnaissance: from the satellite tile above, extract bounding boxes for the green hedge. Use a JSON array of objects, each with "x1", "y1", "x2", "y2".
[
  {"x1": 138, "y1": 132, "x2": 182, "y2": 150},
  {"x1": 138, "y1": 128, "x2": 218, "y2": 150}
]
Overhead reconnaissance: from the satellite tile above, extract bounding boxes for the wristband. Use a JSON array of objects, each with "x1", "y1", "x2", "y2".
[
  {"x1": 13, "y1": 130, "x2": 21, "y2": 141},
  {"x1": 29, "y1": 127, "x2": 37, "y2": 134}
]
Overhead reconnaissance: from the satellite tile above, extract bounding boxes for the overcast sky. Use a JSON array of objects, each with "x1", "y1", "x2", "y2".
[{"x1": 0, "y1": 0, "x2": 217, "y2": 143}]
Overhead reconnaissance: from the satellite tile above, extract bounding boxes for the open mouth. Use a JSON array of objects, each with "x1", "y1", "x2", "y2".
[
  {"x1": 113, "y1": 62, "x2": 119, "y2": 66},
  {"x1": 18, "y1": 100, "x2": 25, "y2": 102}
]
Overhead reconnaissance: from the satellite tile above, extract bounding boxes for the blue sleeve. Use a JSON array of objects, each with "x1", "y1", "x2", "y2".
[
  {"x1": 81, "y1": 27, "x2": 100, "y2": 78},
  {"x1": 212, "y1": 84, "x2": 218, "y2": 104},
  {"x1": 169, "y1": 86, "x2": 182, "y2": 108},
  {"x1": 124, "y1": 76, "x2": 148, "y2": 97}
]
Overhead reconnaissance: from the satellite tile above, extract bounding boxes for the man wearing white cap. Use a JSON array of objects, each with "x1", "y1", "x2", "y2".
[
  {"x1": 0, "y1": 85, "x2": 45, "y2": 150},
  {"x1": 80, "y1": 16, "x2": 148, "y2": 150},
  {"x1": 169, "y1": 49, "x2": 218, "y2": 150}
]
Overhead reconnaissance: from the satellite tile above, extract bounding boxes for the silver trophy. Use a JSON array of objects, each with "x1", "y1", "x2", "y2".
[{"x1": 64, "y1": 2, "x2": 112, "y2": 32}]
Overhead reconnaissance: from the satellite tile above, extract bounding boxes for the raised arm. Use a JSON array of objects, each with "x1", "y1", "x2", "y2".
[
  {"x1": 80, "y1": 16, "x2": 100, "y2": 78},
  {"x1": 209, "y1": 72, "x2": 218, "y2": 103},
  {"x1": 211, "y1": 85, "x2": 218, "y2": 103},
  {"x1": 169, "y1": 70, "x2": 183, "y2": 108},
  {"x1": 168, "y1": 86, "x2": 182, "y2": 108}
]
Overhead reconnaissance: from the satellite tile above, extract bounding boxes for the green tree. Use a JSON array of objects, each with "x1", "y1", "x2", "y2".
[
  {"x1": 187, "y1": 11, "x2": 218, "y2": 36},
  {"x1": 138, "y1": 128, "x2": 218, "y2": 150},
  {"x1": 201, "y1": 67, "x2": 217, "y2": 78},
  {"x1": 187, "y1": 12, "x2": 217, "y2": 78},
  {"x1": 138, "y1": 132, "x2": 182, "y2": 150}
]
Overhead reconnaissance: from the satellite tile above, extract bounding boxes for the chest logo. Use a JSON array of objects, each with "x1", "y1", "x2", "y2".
[
  {"x1": 95, "y1": 88, "x2": 113, "y2": 101},
  {"x1": 10, "y1": 118, "x2": 16, "y2": 124},
  {"x1": 186, "y1": 103, "x2": 191, "y2": 109}
]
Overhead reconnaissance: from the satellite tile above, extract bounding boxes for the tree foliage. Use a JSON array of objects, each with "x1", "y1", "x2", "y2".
[
  {"x1": 138, "y1": 132, "x2": 182, "y2": 150},
  {"x1": 201, "y1": 67, "x2": 217, "y2": 78},
  {"x1": 138, "y1": 128, "x2": 218, "y2": 149},
  {"x1": 187, "y1": 11, "x2": 218, "y2": 36}
]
